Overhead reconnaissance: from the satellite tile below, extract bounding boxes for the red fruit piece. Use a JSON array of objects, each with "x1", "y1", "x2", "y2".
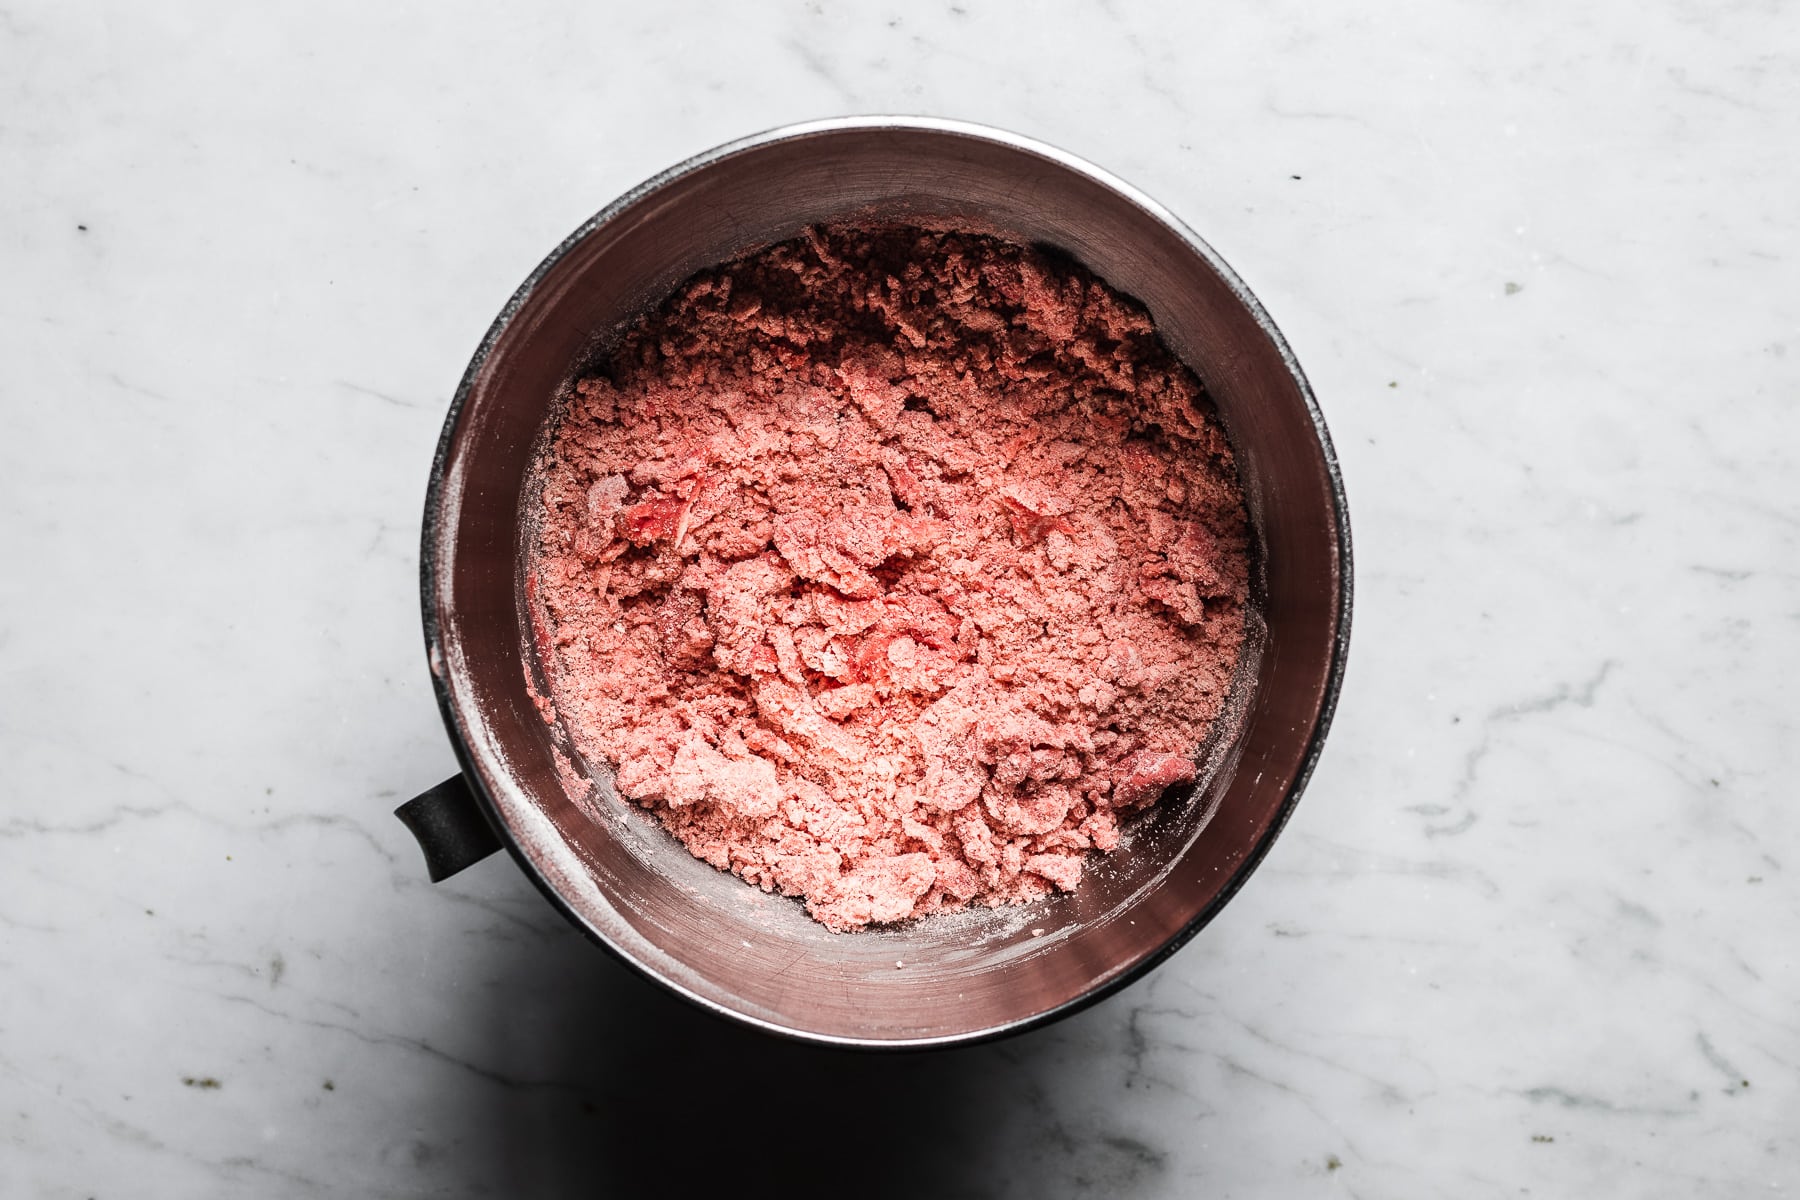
[
  {"x1": 997, "y1": 483, "x2": 1075, "y2": 545},
  {"x1": 617, "y1": 497, "x2": 687, "y2": 546},
  {"x1": 1110, "y1": 750, "x2": 1196, "y2": 810},
  {"x1": 850, "y1": 632, "x2": 899, "y2": 683}
]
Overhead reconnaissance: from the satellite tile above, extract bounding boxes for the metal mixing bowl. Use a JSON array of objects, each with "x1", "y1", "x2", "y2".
[{"x1": 400, "y1": 116, "x2": 1351, "y2": 1048}]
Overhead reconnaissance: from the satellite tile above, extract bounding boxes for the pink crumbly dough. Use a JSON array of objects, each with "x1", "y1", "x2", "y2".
[{"x1": 527, "y1": 225, "x2": 1250, "y2": 931}]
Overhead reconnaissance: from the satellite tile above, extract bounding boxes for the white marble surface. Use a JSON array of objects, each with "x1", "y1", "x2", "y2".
[{"x1": 3, "y1": 2, "x2": 1796, "y2": 1195}]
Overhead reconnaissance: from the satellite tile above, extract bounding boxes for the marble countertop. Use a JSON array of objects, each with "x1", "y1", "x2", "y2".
[{"x1": 4, "y1": 3, "x2": 1795, "y2": 1196}]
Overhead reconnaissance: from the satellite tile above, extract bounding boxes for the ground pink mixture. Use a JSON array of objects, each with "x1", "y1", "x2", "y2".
[{"x1": 527, "y1": 225, "x2": 1249, "y2": 931}]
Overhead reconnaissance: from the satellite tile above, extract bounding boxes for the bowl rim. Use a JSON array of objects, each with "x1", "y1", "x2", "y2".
[{"x1": 420, "y1": 114, "x2": 1354, "y2": 1050}]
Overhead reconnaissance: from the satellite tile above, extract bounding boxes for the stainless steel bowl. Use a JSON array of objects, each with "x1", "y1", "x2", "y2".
[{"x1": 404, "y1": 117, "x2": 1351, "y2": 1048}]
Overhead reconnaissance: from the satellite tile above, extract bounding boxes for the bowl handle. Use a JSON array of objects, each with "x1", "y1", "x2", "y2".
[{"x1": 394, "y1": 776, "x2": 502, "y2": 882}]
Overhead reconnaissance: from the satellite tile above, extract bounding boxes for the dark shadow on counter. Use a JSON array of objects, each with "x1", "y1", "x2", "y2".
[{"x1": 456, "y1": 869, "x2": 1032, "y2": 1200}]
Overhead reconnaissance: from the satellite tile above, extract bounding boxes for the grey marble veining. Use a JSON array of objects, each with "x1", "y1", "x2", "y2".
[{"x1": 2, "y1": 2, "x2": 1796, "y2": 1196}]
